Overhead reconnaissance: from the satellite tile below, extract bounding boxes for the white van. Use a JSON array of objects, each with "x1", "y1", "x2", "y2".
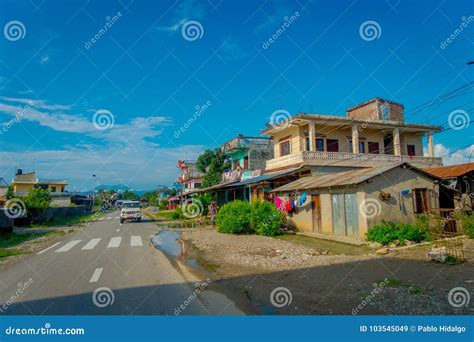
[{"x1": 120, "y1": 200, "x2": 142, "y2": 223}]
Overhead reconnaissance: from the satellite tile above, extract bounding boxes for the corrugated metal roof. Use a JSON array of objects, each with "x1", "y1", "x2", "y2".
[
  {"x1": 223, "y1": 167, "x2": 302, "y2": 187},
  {"x1": 425, "y1": 163, "x2": 474, "y2": 179},
  {"x1": 272, "y1": 164, "x2": 402, "y2": 192}
]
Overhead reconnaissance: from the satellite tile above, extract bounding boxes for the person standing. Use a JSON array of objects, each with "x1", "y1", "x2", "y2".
[{"x1": 208, "y1": 201, "x2": 219, "y2": 228}]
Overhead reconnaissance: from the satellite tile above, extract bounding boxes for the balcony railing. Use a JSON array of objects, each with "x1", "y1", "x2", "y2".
[
  {"x1": 265, "y1": 151, "x2": 443, "y2": 170},
  {"x1": 302, "y1": 151, "x2": 442, "y2": 164}
]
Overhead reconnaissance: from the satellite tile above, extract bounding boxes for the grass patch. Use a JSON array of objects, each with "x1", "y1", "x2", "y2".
[
  {"x1": 0, "y1": 249, "x2": 26, "y2": 259},
  {"x1": 380, "y1": 278, "x2": 403, "y2": 288},
  {"x1": 276, "y1": 234, "x2": 373, "y2": 255},
  {"x1": 0, "y1": 231, "x2": 65, "y2": 260}
]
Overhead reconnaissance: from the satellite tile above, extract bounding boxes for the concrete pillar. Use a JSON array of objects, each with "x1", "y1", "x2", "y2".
[
  {"x1": 427, "y1": 131, "x2": 435, "y2": 158},
  {"x1": 351, "y1": 125, "x2": 359, "y2": 154},
  {"x1": 393, "y1": 127, "x2": 401, "y2": 156},
  {"x1": 308, "y1": 122, "x2": 316, "y2": 152}
]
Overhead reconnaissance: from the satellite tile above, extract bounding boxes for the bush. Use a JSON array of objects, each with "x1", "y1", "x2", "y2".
[
  {"x1": 366, "y1": 221, "x2": 399, "y2": 245},
  {"x1": 367, "y1": 219, "x2": 431, "y2": 245},
  {"x1": 215, "y1": 200, "x2": 285, "y2": 236},
  {"x1": 250, "y1": 201, "x2": 285, "y2": 236},
  {"x1": 193, "y1": 193, "x2": 213, "y2": 216},
  {"x1": 23, "y1": 188, "x2": 51, "y2": 218},
  {"x1": 463, "y1": 213, "x2": 474, "y2": 238},
  {"x1": 158, "y1": 200, "x2": 169, "y2": 211},
  {"x1": 171, "y1": 208, "x2": 186, "y2": 220},
  {"x1": 215, "y1": 200, "x2": 253, "y2": 234},
  {"x1": 397, "y1": 223, "x2": 429, "y2": 243}
]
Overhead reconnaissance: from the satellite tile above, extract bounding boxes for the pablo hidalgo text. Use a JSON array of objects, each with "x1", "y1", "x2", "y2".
[{"x1": 417, "y1": 325, "x2": 466, "y2": 334}]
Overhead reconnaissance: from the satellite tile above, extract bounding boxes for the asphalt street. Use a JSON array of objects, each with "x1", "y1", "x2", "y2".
[{"x1": 0, "y1": 211, "x2": 243, "y2": 315}]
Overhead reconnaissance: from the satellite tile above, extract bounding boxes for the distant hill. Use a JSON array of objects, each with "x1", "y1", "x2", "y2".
[{"x1": 95, "y1": 185, "x2": 129, "y2": 191}]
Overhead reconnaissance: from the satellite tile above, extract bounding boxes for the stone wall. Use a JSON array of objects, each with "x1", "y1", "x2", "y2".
[
  {"x1": 32, "y1": 205, "x2": 88, "y2": 222},
  {"x1": 0, "y1": 209, "x2": 13, "y2": 233}
]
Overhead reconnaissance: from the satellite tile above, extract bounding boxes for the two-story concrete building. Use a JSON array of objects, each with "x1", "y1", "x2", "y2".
[
  {"x1": 177, "y1": 160, "x2": 203, "y2": 194},
  {"x1": 263, "y1": 98, "x2": 442, "y2": 172},
  {"x1": 11, "y1": 169, "x2": 71, "y2": 206},
  {"x1": 260, "y1": 98, "x2": 447, "y2": 242}
]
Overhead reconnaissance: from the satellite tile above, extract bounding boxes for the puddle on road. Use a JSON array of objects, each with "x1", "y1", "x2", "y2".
[{"x1": 151, "y1": 229, "x2": 201, "y2": 270}]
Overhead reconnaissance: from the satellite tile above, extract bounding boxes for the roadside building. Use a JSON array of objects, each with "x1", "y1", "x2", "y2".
[
  {"x1": 11, "y1": 169, "x2": 71, "y2": 206},
  {"x1": 262, "y1": 98, "x2": 442, "y2": 173},
  {"x1": 177, "y1": 160, "x2": 203, "y2": 194},
  {"x1": 425, "y1": 163, "x2": 474, "y2": 212},
  {"x1": 272, "y1": 163, "x2": 446, "y2": 243}
]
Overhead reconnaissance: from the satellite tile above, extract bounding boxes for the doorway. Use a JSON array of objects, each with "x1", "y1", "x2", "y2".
[{"x1": 312, "y1": 194, "x2": 322, "y2": 233}]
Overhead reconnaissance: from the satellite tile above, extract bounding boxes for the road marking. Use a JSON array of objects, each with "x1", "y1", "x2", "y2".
[
  {"x1": 37, "y1": 242, "x2": 61, "y2": 254},
  {"x1": 98, "y1": 218, "x2": 104, "y2": 221},
  {"x1": 55, "y1": 240, "x2": 81, "y2": 252},
  {"x1": 131, "y1": 236, "x2": 143, "y2": 247},
  {"x1": 107, "y1": 217, "x2": 112, "y2": 220},
  {"x1": 107, "y1": 237, "x2": 121, "y2": 248},
  {"x1": 82, "y1": 238, "x2": 101, "y2": 250},
  {"x1": 89, "y1": 268, "x2": 103, "y2": 283}
]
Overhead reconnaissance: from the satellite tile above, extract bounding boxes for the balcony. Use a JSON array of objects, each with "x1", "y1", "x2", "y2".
[{"x1": 265, "y1": 151, "x2": 443, "y2": 170}]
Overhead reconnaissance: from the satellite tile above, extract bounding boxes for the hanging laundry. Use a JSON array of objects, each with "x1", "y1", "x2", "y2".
[
  {"x1": 298, "y1": 192, "x2": 307, "y2": 206},
  {"x1": 285, "y1": 200, "x2": 293, "y2": 212}
]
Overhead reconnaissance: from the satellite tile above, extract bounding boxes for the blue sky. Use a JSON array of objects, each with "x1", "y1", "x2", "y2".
[{"x1": 0, "y1": 0, "x2": 473, "y2": 191}]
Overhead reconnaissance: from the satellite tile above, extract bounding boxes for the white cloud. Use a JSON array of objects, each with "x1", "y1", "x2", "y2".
[
  {"x1": 0, "y1": 144, "x2": 204, "y2": 191},
  {"x1": 1, "y1": 96, "x2": 71, "y2": 111},
  {"x1": 426, "y1": 143, "x2": 474, "y2": 165},
  {"x1": 217, "y1": 39, "x2": 249, "y2": 62},
  {"x1": 0, "y1": 96, "x2": 204, "y2": 190},
  {"x1": 154, "y1": 0, "x2": 206, "y2": 33}
]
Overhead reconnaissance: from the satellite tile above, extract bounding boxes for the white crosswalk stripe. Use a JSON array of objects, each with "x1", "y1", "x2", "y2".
[
  {"x1": 37, "y1": 242, "x2": 61, "y2": 254},
  {"x1": 89, "y1": 268, "x2": 103, "y2": 283},
  {"x1": 55, "y1": 240, "x2": 81, "y2": 252},
  {"x1": 82, "y1": 238, "x2": 101, "y2": 250},
  {"x1": 130, "y1": 236, "x2": 143, "y2": 247},
  {"x1": 107, "y1": 237, "x2": 122, "y2": 248}
]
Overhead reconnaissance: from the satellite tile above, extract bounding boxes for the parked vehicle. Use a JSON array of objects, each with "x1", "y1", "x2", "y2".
[{"x1": 120, "y1": 201, "x2": 142, "y2": 224}]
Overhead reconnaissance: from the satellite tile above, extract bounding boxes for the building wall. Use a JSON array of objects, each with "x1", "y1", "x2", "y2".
[
  {"x1": 276, "y1": 166, "x2": 437, "y2": 241},
  {"x1": 347, "y1": 99, "x2": 404, "y2": 122},
  {"x1": 271, "y1": 124, "x2": 424, "y2": 157},
  {"x1": 363, "y1": 166, "x2": 439, "y2": 228}
]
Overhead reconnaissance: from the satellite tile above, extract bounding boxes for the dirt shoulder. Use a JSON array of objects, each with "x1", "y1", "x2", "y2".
[{"x1": 180, "y1": 227, "x2": 474, "y2": 315}]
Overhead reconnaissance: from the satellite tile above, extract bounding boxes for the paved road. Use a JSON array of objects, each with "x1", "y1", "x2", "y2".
[{"x1": 0, "y1": 211, "x2": 243, "y2": 315}]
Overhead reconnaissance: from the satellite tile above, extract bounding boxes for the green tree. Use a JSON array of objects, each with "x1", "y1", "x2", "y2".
[
  {"x1": 196, "y1": 148, "x2": 230, "y2": 187},
  {"x1": 23, "y1": 188, "x2": 51, "y2": 216},
  {"x1": 6, "y1": 185, "x2": 14, "y2": 200},
  {"x1": 120, "y1": 190, "x2": 137, "y2": 201}
]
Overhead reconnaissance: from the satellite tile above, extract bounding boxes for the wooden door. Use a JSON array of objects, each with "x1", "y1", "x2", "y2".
[{"x1": 312, "y1": 194, "x2": 322, "y2": 233}]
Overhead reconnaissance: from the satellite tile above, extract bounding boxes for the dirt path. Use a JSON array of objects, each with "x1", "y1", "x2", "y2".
[{"x1": 180, "y1": 227, "x2": 474, "y2": 315}]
